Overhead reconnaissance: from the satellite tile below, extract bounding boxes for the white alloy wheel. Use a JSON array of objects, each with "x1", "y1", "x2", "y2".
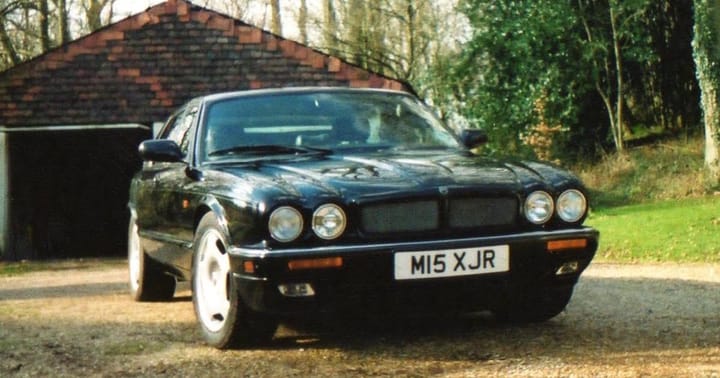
[
  {"x1": 192, "y1": 213, "x2": 278, "y2": 348},
  {"x1": 128, "y1": 219, "x2": 142, "y2": 294},
  {"x1": 127, "y1": 215, "x2": 176, "y2": 302},
  {"x1": 194, "y1": 228, "x2": 232, "y2": 333}
]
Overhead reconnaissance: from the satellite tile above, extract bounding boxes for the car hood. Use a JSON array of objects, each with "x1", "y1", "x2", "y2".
[{"x1": 207, "y1": 150, "x2": 581, "y2": 204}]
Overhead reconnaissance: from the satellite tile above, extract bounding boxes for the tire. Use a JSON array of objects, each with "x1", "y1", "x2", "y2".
[
  {"x1": 192, "y1": 213, "x2": 278, "y2": 349},
  {"x1": 494, "y1": 286, "x2": 574, "y2": 323},
  {"x1": 128, "y1": 215, "x2": 176, "y2": 302}
]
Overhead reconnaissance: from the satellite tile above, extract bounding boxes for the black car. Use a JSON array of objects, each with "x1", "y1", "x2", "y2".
[{"x1": 128, "y1": 87, "x2": 598, "y2": 349}]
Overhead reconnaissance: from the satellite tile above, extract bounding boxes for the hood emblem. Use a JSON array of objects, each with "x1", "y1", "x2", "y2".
[{"x1": 438, "y1": 186, "x2": 449, "y2": 196}]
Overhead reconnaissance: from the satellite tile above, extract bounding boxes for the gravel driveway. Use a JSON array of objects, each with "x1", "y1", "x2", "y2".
[{"x1": 0, "y1": 260, "x2": 718, "y2": 377}]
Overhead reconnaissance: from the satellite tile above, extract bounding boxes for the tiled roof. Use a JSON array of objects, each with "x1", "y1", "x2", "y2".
[{"x1": 0, "y1": 0, "x2": 410, "y2": 127}]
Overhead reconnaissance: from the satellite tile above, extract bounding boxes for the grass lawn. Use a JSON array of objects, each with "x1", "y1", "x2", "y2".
[
  {"x1": 0, "y1": 258, "x2": 125, "y2": 277},
  {"x1": 588, "y1": 196, "x2": 720, "y2": 263}
]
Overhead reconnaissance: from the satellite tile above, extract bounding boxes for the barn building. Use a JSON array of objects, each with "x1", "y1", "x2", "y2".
[{"x1": 0, "y1": 0, "x2": 409, "y2": 260}]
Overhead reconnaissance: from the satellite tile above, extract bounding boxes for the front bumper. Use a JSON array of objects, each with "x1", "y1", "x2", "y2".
[{"x1": 228, "y1": 227, "x2": 599, "y2": 316}]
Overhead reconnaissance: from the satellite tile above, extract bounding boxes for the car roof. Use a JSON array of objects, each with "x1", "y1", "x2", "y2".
[{"x1": 198, "y1": 87, "x2": 414, "y2": 104}]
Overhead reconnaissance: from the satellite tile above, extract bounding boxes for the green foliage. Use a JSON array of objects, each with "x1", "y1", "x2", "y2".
[
  {"x1": 452, "y1": 0, "x2": 700, "y2": 161},
  {"x1": 453, "y1": 0, "x2": 586, "y2": 158},
  {"x1": 631, "y1": 0, "x2": 699, "y2": 131},
  {"x1": 588, "y1": 197, "x2": 720, "y2": 262}
]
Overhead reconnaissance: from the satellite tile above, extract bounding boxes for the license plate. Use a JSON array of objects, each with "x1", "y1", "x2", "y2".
[{"x1": 394, "y1": 245, "x2": 509, "y2": 280}]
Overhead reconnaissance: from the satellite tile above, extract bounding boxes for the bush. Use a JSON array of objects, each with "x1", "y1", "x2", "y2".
[{"x1": 575, "y1": 135, "x2": 710, "y2": 207}]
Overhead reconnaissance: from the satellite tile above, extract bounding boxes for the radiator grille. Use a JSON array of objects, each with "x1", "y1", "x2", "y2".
[
  {"x1": 360, "y1": 196, "x2": 518, "y2": 234},
  {"x1": 448, "y1": 197, "x2": 517, "y2": 228},
  {"x1": 361, "y1": 200, "x2": 439, "y2": 233}
]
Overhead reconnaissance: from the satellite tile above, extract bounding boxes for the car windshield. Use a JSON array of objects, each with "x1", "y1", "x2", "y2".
[{"x1": 199, "y1": 90, "x2": 461, "y2": 162}]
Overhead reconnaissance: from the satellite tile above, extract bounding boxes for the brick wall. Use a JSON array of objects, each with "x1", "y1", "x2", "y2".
[{"x1": 0, "y1": 0, "x2": 410, "y2": 127}]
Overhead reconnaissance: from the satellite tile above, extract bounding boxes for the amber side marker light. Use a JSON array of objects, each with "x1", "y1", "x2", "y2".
[
  {"x1": 547, "y1": 238, "x2": 588, "y2": 252},
  {"x1": 242, "y1": 260, "x2": 255, "y2": 274},
  {"x1": 288, "y1": 257, "x2": 343, "y2": 271}
]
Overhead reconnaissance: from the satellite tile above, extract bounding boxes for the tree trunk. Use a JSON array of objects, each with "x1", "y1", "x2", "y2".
[
  {"x1": 298, "y1": 0, "x2": 308, "y2": 44},
  {"x1": 54, "y1": 0, "x2": 70, "y2": 45},
  {"x1": 322, "y1": 0, "x2": 338, "y2": 55},
  {"x1": 270, "y1": 0, "x2": 281, "y2": 35},
  {"x1": 405, "y1": 0, "x2": 417, "y2": 79},
  {"x1": 347, "y1": 0, "x2": 367, "y2": 67},
  {"x1": 578, "y1": 0, "x2": 623, "y2": 152},
  {"x1": 39, "y1": 0, "x2": 50, "y2": 52},
  {"x1": 693, "y1": 0, "x2": 720, "y2": 183},
  {"x1": 84, "y1": 0, "x2": 113, "y2": 32},
  {"x1": 0, "y1": 19, "x2": 20, "y2": 66},
  {"x1": 609, "y1": 4, "x2": 624, "y2": 151},
  {"x1": 366, "y1": 2, "x2": 385, "y2": 74},
  {"x1": 701, "y1": 84, "x2": 720, "y2": 179}
]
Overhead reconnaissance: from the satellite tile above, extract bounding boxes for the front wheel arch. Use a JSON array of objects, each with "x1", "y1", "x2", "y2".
[{"x1": 194, "y1": 195, "x2": 232, "y2": 242}]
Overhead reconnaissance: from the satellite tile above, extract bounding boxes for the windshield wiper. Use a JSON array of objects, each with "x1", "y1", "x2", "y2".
[
  {"x1": 208, "y1": 144, "x2": 331, "y2": 157},
  {"x1": 295, "y1": 145, "x2": 333, "y2": 154}
]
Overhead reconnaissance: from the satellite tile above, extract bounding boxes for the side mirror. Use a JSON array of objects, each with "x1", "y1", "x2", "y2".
[
  {"x1": 459, "y1": 129, "x2": 488, "y2": 149},
  {"x1": 138, "y1": 140, "x2": 183, "y2": 162}
]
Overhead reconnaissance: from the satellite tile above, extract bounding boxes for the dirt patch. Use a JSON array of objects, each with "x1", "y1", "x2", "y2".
[{"x1": 1, "y1": 260, "x2": 719, "y2": 377}]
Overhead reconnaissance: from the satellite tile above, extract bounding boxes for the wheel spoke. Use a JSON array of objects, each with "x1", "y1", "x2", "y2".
[{"x1": 196, "y1": 229, "x2": 231, "y2": 333}]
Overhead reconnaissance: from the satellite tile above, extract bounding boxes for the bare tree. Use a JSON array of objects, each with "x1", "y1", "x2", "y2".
[
  {"x1": 204, "y1": 0, "x2": 253, "y2": 21},
  {"x1": 314, "y1": 0, "x2": 454, "y2": 81},
  {"x1": 0, "y1": 0, "x2": 45, "y2": 68},
  {"x1": 270, "y1": 0, "x2": 280, "y2": 35},
  {"x1": 53, "y1": 0, "x2": 69, "y2": 45},
  {"x1": 81, "y1": 0, "x2": 114, "y2": 32},
  {"x1": 297, "y1": 0, "x2": 307, "y2": 44},
  {"x1": 322, "y1": 0, "x2": 338, "y2": 55},
  {"x1": 0, "y1": 0, "x2": 120, "y2": 70},
  {"x1": 0, "y1": 1, "x2": 26, "y2": 66},
  {"x1": 38, "y1": 0, "x2": 49, "y2": 51}
]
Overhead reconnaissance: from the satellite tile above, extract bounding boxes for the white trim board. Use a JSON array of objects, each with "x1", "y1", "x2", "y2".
[{"x1": 0, "y1": 124, "x2": 151, "y2": 132}]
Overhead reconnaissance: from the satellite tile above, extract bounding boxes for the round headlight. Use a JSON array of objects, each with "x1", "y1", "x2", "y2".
[
  {"x1": 524, "y1": 191, "x2": 554, "y2": 224},
  {"x1": 268, "y1": 206, "x2": 303, "y2": 242},
  {"x1": 312, "y1": 204, "x2": 347, "y2": 240},
  {"x1": 557, "y1": 189, "x2": 587, "y2": 223}
]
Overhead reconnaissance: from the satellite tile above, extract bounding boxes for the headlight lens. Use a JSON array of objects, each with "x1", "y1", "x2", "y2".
[
  {"x1": 524, "y1": 191, "x2": 554, "y2": 224},
  {"x1": 268, "y1": 206, "x2": 303, "y2": 242},
  {"x1": 557, "y1": 189, "x2": 587, "y2": 223},
  {"x1": 312, "y1": 204, "x2": 347, "y2": 240}
]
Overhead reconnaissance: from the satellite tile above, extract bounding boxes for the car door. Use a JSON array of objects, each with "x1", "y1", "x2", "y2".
[{"x1": 134, "y1": 100, "x2": 200, "y2": 272}]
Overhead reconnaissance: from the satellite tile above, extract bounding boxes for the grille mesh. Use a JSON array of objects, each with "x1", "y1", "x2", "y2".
[
  {"x1": 448, "y1": 197, "x2": 517, "y2": 228},
  {"x1": 361, "y1": 201, "x2": 439, "y2": 233},
  {"x1": 360, "y1": 196, "x2": 517, "y2": 234}
]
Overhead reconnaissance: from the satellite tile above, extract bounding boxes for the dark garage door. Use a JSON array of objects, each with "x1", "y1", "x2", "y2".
[{"x1": 7, "y1": 127, "x2": 151, "y2": 259}]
